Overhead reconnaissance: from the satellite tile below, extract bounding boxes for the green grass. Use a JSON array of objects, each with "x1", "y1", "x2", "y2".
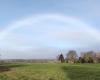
[{"x1": 0, "y1": 63, "x2": 100, "y2": 80}]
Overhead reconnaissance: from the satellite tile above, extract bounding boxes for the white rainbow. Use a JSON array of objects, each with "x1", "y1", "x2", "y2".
[{"x1": 0, "y1": 13, "x2": 100, "y2": 42}]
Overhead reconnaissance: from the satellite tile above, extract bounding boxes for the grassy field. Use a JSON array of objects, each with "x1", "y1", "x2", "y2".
[{"x1": 0, "y1": 63, "x2": 100, "y2": 80}]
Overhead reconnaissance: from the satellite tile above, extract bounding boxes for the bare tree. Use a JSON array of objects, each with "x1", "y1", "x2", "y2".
[
  {"x1": 82, "y1": 51, "x2": 95, "y2": 63},
  {"x1": 66, "y1": 50, "x2": 78, "y2": 63},
  {"x1": 95, "y1": 52, "x2": 100, "y2": 63}
]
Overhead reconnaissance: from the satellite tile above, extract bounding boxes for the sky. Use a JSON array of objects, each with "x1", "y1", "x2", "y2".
[{"x1": 0, "y1": 0, "x2": 100, "y2": 59}]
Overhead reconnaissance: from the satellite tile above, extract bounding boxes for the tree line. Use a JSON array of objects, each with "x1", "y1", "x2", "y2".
[{"x1": 58, "y1": 50, "x2": 100, "y2": 63}]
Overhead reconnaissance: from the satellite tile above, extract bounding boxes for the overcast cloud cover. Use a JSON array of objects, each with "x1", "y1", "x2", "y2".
[{"x1": 0, "y1": 0, "x2": 100, "y2": 59}]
